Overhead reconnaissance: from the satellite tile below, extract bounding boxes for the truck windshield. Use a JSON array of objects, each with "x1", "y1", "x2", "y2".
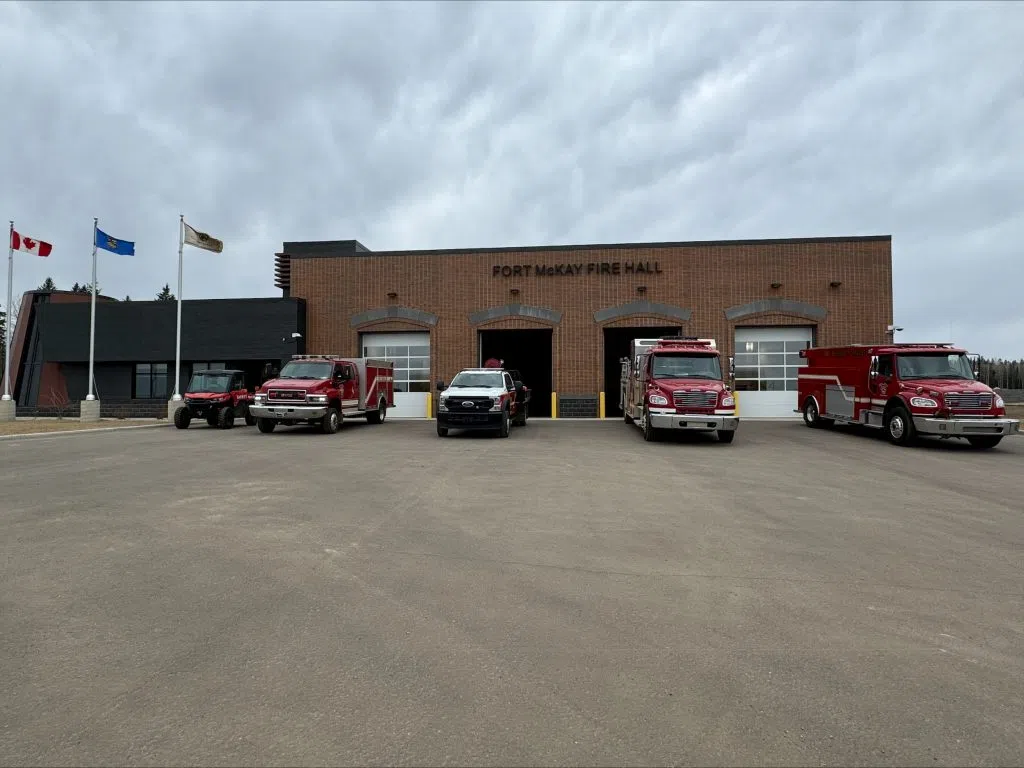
[
  {"x1": 278, "y1": 361, "x2": 333, "y2": 379},
  {"x1": 187, "y1": 372, "x2": 232, "y2": 393},
  {"x1": 449, "y1": 371, "x2": 505, "y2": 388},
  {"x1": 651, "y1": 354, "x2": 722, "y2": 380},
  {"x1": 896, "y1": 353, "x2": 975, "y2": 380}
]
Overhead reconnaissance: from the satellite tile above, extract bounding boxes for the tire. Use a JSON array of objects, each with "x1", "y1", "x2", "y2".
[
  {"x1": 497, "y1": 409, "x2": 511, "y2": 438},
  {"x1": 173, "y1": 407, "x2": 191, "y2": 429},
  {"x1": 642, "y1": 408, "x2": 658, "y2": 442},
  {"x1": 366, "y1": 399, "x2": 386, "y2": 424},
  {"x1": 256, "y1": 418, "x2": 276, "y2": 433},
  {"x1": 206, "y1": 413, "x2": 218, "y2": 427},
  {"x1": 802, "y1": 397, "x2": 833, "y2": 428},
  {"x1": 217, "y1": 406, "x2": 235, "y2": 429},
  {"x1": 244, "y1": 406, "x2": 257, "y2": 426},
  {"x1": 436, "y1": 422, "x2": 448, "y2": 437},
  {"x1": 321, "y1": 406, "x2": 341, "y2": 434},
  {"x1": 885, "y1": 404, "x2": 916, "y2": 446},
  {"x1": 717, "y1": 429, "x2": 735, "y2": 444},
  {"x1": 967, "y1": 436, "x2": 1003, "y2": 450}
]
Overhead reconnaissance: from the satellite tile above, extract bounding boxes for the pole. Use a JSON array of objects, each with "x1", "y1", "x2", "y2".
[
  {"x1": 2, "y1": 221, "x2": 13, "y2": 401},
  {"x1": 86, "y1": 218, "x2": 98, "y2": 400},
  {"x1": 171, "y1": 214, "x2": 184, "y2": 401}
]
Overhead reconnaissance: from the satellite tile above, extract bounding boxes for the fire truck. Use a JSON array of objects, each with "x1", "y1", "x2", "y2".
[
  {"x1": 251, "y1": 354, "x2": 395, "y2": 434},
  {"x1": 796, "y1": 342, "x2": 1020, "y2": 449},
  {"x1": 620, "y1": 336, "x2": 739, "y2": 443}
]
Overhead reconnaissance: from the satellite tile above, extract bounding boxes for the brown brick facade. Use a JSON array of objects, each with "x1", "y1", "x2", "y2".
[{"x1": 281, "y1": 236, "x2": 892, "y2": 406}]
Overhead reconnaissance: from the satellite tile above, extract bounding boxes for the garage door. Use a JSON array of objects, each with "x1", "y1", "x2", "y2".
[
  {"x1": 360, "y1": 331, "x2": 430, "y2": 419},
  {"x1": 733, "y1": 327, "x2": 813, "y2": 418}
]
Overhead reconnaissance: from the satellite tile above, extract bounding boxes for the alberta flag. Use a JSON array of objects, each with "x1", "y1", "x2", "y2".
[{"x1": 95, "y1": 227, "x2": 135, "y2": 256}]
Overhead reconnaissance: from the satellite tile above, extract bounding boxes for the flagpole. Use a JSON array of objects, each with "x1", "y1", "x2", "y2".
[
  {"x1": 86, "y1": 218, "x2": 98, "y2": 401},
  {"x1": 171, "y1": 214, "x2": 183, "y2": 401},
  {"x1": 2, "y1": 220, "x2": 13, "y2": 401}
]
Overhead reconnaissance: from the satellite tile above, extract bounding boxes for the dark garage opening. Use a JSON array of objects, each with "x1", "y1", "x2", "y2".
[
  {"x1": 603, "y1": 326, "x2": 681, "y2": 418},
  {"x1": 478, "y1": 329, "x2": 553, "y2": 417}
]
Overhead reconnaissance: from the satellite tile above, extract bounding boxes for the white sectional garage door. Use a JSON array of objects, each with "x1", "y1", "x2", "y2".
[
  {"x1": 733, "y1": 327, "x2": 813, "y2": 418},
  {"x1": 360, "y1": 331, "x2": 430, "y2": 419}
]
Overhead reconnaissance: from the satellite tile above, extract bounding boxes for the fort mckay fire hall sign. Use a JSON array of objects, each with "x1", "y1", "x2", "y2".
[{"x1": 492, "y1": 261, "x2": 663, "y2": 277}]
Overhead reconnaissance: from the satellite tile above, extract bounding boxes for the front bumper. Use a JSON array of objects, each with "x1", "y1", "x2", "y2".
[
  {"x1": 913, "y1": 416, "x2": 1020, "y2": 437},
  {"x1": 184, "y1": 400, "x2": 229, "y2": 417},
  {"x1": 438, "y1": 411, "x2": 503, "y2": 430},
  {"x1": 648, "y1": 410, "x2": 739, "y2": 431},
  {"x1": 250, "y1": 403, "x2": 328, "y2": 420}
]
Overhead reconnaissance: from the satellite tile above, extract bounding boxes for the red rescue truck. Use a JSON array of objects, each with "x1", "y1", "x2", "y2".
[
  {"x1": 797, "y1": 342, "x2": 1020, "y2": 449},
  {"x1": 251, "y1": 354, "x2": 395, "y2": 434},
  {"x1": 620, "y1": 336, "x2": 739, "y2": 443}
]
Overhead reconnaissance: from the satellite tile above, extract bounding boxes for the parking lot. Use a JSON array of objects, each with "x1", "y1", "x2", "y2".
[{"x1": 1, "y1": 419, "x2": 1022, "y2": 766}]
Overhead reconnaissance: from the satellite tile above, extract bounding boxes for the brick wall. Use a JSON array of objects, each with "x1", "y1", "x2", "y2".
[{"x1": 284, "y1": 237, "x2": 893, "y2": 401}]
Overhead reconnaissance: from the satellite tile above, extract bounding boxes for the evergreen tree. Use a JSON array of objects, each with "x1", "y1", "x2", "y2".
[
  {"x1": 156, "y1": 283, "x2": 176, "y2": 301},
  {"x1": 38, "y1": 277, "x2": 57, "y2": 291},
  {"x1": 71, "y1": 282, "x2": 81, "y2": 292},
  {"x1": 124, "y1": 295, "x2": 132, "y2": 302}
]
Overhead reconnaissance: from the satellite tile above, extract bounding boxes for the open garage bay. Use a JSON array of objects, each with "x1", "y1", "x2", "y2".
[{"x1": 1, "y1": 422, "x2": 1022, "y2": 766}]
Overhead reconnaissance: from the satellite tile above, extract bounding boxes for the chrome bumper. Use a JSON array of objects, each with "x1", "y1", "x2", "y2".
[
  {"x1": 250, "y1": 403, "x2": 328, "y2": 420},
  {"x1": 913, "y1": 416, "x2": 1020, "y2": 437},
  {"x1": 648, "y1": 411, "x2": 739, "y2": 431}
]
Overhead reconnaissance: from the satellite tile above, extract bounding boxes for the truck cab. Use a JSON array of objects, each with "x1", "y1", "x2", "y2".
[
  {"x1": 798, "y1": 342, "x2": 1019, "y2": 448},
  {"x1": 620, "y1": 336, "x2": 739, "y2": 443}
]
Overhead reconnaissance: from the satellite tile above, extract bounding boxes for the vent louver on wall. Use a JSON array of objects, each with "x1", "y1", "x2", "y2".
[{"x1": 274, "y1": 252, "x2": 291, "y2": 291}]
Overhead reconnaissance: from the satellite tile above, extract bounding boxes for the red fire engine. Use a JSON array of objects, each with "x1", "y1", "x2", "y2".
[
  {"x1": 620, "y1": 336, "x2": 739, "y2": 443},
  {"x1": 796, "y1": 342, "x2": 1020, "y2": 449},
  {"x1": 251, "y1": 354, "x2": 395, "y2": 434}
]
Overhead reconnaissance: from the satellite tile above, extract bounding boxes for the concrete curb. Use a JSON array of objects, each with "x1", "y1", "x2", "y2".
[{"x1": 0, "y1": 423, "x2": 168, "y2": 441}]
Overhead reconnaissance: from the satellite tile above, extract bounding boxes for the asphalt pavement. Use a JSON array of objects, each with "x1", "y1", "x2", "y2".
[{"x1": 1, "y1": 419, "x2": 1022, "y2": 766}]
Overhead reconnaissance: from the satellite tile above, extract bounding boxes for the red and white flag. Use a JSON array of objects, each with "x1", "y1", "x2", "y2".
[{"x1": 11, "y1": 229, "x2": 53, "y2": 257}]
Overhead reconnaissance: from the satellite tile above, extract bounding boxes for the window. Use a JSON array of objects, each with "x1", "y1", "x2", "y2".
[
  {"x1": 449, "y1": 371, "x2": 506, "y2": 389},
  {"x1": 503, "y1": 372, "x2": 514, "y2": 390},
  {"x1": 733, "y1": 339, "x2": 809, "y2": 392},
  {"x1": 362, "y1": 341, "x2": 431, "y2": 393},
  {"x1": 877, "y1": 355, "x2": 894, "y2": 377},
  {"x1": 134, "y1": 363, "x2": 169, "y2": 399}
]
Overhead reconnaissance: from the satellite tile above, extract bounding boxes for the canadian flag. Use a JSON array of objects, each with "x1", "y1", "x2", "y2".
[{"x1": 11, "y1": 229, "x2": 53, "y2": 257}]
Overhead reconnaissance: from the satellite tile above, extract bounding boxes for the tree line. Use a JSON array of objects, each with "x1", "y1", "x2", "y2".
[
  {"x1": 35, "y1": 277, "x2": 176, "y2": 302},
  {"x1": 976, "y1": 358, "x2": 1024, "y2": 390}
]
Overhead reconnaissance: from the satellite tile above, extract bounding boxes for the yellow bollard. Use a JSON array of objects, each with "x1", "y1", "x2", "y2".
[
  {"x1": 425, "y1": 392, "x2": 432, "y2": 418},
  {"x1": 599, "y1": 391, "x2": 605, "y2": 419},
  {"x1": 551, "y1": 392, "x2": 557, "y2": 419},
  {"x1": 733, "y1": 390, "x2": 739, "y2": 417}
]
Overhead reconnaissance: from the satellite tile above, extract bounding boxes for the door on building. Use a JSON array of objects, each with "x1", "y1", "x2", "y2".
[
  {"x1": 360, "y1": 331, "x2": 430, "y2": 419},
  {"x1": 602, "y1": 326, "x2": 682, "y2": 417},
  {"x1": 733, "y1": 326, "x2": 813, "y2": 418}
]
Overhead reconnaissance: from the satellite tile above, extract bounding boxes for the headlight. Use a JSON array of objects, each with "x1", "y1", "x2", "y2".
[
  {"x1": 994, "y1": 395, "x2": 1005, "y2": 408},
  {"x1": 648, "y1": 393, "x2": 669, "y2": 406},
  {"x1": 254, "y1": 393, "x2": 266, "y2": 402},
  {"x1": 721, "y1": 393, "x2": 735, "y2": 408},
  {"x1": 910, "y1": 397, "x2": 938, "y2": 408},
  {"x1": 489, "y1": 397, "x2": 502, "y2": 411},
  {"x1": 439, "y1": 398, "x2": 448, "y2": 412},
  {"x1": 307, "y1": 394, "x2": 328, "y2": 404}
]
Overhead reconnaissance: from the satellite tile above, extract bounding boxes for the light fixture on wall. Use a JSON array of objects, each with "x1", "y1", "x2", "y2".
[
  {"x1": 636, "y1": 285, "x2": 647, "y2": 295},
  {"x1": 829, "y1": 280, "x2": 842, "y2": 288},
  {"x1": 771, "y1": 281, "x2": 782, "y2": 289},
  {"x1": 510, "y1": 288, "x2": 520, "y2": 298},
  {"x1": 386, "y1": 291, "x2": 398, "y2": 300}
]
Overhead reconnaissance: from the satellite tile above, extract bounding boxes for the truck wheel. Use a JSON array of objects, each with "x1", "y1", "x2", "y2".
[
  {"x1": 642, "y1": 408, "x2": 659, "y2": 442},
  {"x1": 498, "y1": 409, "x2": 511, "y2": 438},
  {"x1": 436, "y1": 423, "x2": 448, "y2": 437},
  {"x1": 967, "y1": 436, "x2": 1003, "y2": 450},
  {"x1": 217, "y1": 406, "x2": 235, "y2": 429},
  {"x1": 366, "y1": 399, "x2": 386, "y2": 424},
  {"x1": 173, "y1": 407, "x2": 191, "y2": 429},
  {"x1": 206, "y1": 413, "x2": 218, "y2": 427},
  {"x1": 717, "y1": 429, "x2": 735, "y2": 444},
  {"x1": 244, "y1": 406, "x2": 257, "y2": 426},
  {"x1": 256, "y1": 418, "x2": 276, "y2": 433},
  {"x1": 884, "y1": 405, "x2": 916, "y2": 446},
  {"x1": 321, "y1": 407, "x2": 341, "y2": 434}
]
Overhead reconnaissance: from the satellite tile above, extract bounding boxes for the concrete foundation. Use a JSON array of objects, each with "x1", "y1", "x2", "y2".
[
  {"x1": 79, "y1": 399, "x2": 102, "y2": 422},
  {"x1": 168, "y1": 399, "x2": 185, "y2": 422},
  {"x1": 0, "y1": 398, "x2": 15, "y2": 422}
]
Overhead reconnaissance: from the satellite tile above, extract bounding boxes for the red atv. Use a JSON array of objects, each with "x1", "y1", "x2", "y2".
[{"x1": 173, "y1": 369, "x2": 256, "y2": 429}]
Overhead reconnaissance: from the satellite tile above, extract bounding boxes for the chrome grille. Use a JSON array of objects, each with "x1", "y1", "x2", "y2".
[
  {"x1": 445, "y1": 396, "x2": 493, "y2": 412},
  {"x1": 944, "y1": 393, "x2": 992, "y2": 410},
  {"x1": 673, "y1": 391, "x2": 717, "y2": 409},
  {"x1": 267, "y1": 389, "x2": 307, "y2": 403}
]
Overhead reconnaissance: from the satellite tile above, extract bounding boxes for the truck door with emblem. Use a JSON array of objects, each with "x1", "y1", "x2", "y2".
[
  {"x1": 230, "y1": 371, "x2": 247, "y2": 414},
  {"x1": 869, "y1": 354, "x2": 894, "y2": 406},
  {"x1": 503, "y1": 371, "x2": 518, "y2": 416}
]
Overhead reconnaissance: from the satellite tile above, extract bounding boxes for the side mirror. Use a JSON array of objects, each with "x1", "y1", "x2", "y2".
[
  {"x1": 435, "y1": 380, "x2": 445, "y2": 391},
  {"x1": 513, "y1": 380, "x2": 523, "y2": 390}
]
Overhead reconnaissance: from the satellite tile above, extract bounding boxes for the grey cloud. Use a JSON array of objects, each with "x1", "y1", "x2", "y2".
[{"x1": 1, "y1": 0, "x2": 1022, "y2": 356}]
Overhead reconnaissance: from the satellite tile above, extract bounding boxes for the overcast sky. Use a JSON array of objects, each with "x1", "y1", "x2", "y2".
[{"x1": 2, "y1": 0, "x2": 1022, "y2": 356}]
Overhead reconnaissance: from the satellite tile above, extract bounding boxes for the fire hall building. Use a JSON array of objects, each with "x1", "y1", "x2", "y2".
[{"x1": 275, "y1": 234, "x2": 893, "y2": 420}]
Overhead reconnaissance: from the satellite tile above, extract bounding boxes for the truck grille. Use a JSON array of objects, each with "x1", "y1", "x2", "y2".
[
  {"x1": 673, "y1": 391, "x2": 717, "y2": 409},
  {"x1": 267, "y1": 389, "x2": 307, "y2": 403},
  {"x1": 945, "y1": 393, "x2": 992, "y2": 410},
  {"x1": 445, "y1": 396, "x2": 493, "y2": 412}
]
